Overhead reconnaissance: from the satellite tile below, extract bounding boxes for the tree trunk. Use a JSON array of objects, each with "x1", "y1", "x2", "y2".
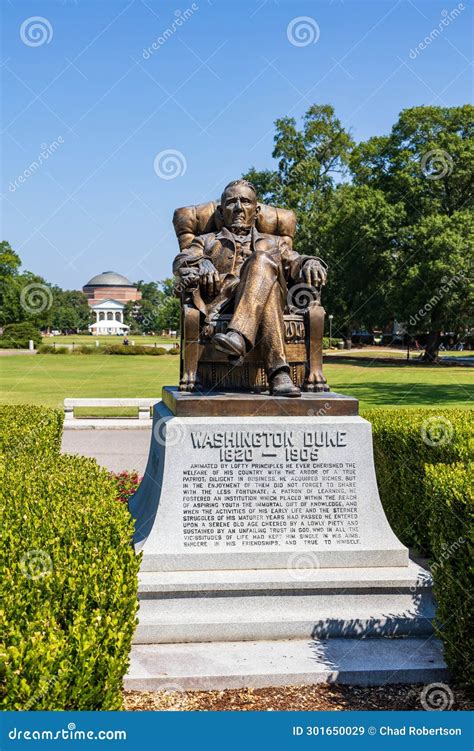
[{"x1": 421, "y1": 331, "x2": 441, "y2": 362}]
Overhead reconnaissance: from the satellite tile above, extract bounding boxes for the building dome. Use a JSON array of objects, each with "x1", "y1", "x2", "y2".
[{"x1": 84, "y1": 270, "x2": 134, "y2": 287}]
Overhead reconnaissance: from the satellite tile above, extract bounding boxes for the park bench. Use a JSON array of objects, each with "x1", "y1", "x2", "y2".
[{"x1": 63, "y1": 398, "x2": 160, "y2": 421}]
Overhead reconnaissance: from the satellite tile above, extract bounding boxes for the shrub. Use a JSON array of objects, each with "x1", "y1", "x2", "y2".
[
  {"x1": 0, "y1": 322, "x2": 41, "y2": 349},
  {"x1": 365, "y1": 408, "x2": 473, "y2": 554},
  {"x1": 425, "y1": 463, "x2": 473, "y2": 688},
  {"x1": 168, "y1": 346, "x2": 180, "y2": 355},
  {"x1": 50, "y1": 346, "x2": 69, "y2": 354},
  {"x1": 100, "y1": 344, "x2": 169, "y2": 355},
  {"x1": 37, "y1": 343, "x2": 55, "y2": 354},
  {"x1": 102, "y1": 344, "x2": 148, "y2": 355},
  {"x1": 110, "y1": 470, "x2": 142, "y2": 502},
  {"x1": 72, "y1": 345, "x2": 95, "y2": 355},
  {"x1": 144, "y1": 347, "x2": 166, "y2": 356},
  {"x1": 0, "y1": 404, "x2": 63, "y2": 460},
  {"x1": 0, "y1": 453, "x2": 140, "y2": 709},
  {"x1": 322, "y1": 337, "x2": 342, "y2": 349}
]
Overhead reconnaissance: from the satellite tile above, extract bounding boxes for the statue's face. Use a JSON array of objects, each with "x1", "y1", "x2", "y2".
[{"x1": 220, "y1": 184, "x2": 259, "y2": 233}]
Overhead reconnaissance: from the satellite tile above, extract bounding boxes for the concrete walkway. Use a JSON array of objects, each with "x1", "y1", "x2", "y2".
[{"x1": 61, "y1": 426, "x2": 151, "y2": 474}]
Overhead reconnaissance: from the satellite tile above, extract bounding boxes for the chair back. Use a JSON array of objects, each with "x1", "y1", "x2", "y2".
[{"x1": 173, "y1": 200, "x2": 297, "y2": 251}]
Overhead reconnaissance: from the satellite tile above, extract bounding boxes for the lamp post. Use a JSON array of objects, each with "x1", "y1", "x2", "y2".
[{"x1": 329, "y1": 314, "x2": 334, "y2": 349}]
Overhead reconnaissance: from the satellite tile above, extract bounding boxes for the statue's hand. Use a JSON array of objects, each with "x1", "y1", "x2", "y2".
[
  {"x1": 302, "y1": 259, "x2": 327, "y2": 287},
  {"x1": 177, "y1": 267, "x2": 200, "y2": 290},
  {"x1": 199, "y1": 259, "x2": 221, "y2": 298}
]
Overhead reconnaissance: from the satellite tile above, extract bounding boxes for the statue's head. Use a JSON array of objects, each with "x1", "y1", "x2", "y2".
[{"x1": 218, "y1": 179, "x2": 260, "y2": 234}]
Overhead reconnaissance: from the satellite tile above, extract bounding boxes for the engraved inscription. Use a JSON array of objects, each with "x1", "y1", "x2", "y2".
[{"x1": 181, "y1": 429, "x2": 360, "y2": 550}]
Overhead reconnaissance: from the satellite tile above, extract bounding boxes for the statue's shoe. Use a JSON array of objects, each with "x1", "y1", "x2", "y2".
[
  {"x1": 213, "y1": 330, "x2": 246, "y2": 358},
  {"x1": 269, "y1": 371, "x2": 301, "y2": 398}
]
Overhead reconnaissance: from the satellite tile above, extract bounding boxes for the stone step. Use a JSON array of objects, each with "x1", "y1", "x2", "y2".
[
  {"x1": 125, "y1": 636, "x2": 447, "y2": 690},
  {"x1": 138, "y1": 560, "x2": 432, "y2": 595},
  {"x1": 135, "y1": 588, "x2": 435, "y2": 643},
  {"x1": 135, "y1": 562, "x2": 434, "y2": 643}
]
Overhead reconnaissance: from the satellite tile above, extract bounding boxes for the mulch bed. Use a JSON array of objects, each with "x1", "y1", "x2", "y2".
[{"x1": 124, "y1": 684, "x2": 473, "y2": 712}]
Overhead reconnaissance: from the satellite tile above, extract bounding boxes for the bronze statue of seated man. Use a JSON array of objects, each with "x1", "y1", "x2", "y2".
[{"x1": 173, "y1": 179, "x2": 327, "y2": 398}]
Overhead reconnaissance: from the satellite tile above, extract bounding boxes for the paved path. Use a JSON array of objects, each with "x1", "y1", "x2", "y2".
[{"x1": 61, "y1": 427, "x2": 151, "y2": 474}]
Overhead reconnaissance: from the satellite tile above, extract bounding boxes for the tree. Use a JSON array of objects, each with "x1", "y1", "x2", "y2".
[
  {"x1": 351, "y1": 105, "x2": 474, "y2": 359},
  {"x1": 244, "y1": 105, "x2": 398, "y2": 339},
  {"x1": 125, "y1": 279, "x2": 180, "y2": 333},
  {"x1": 51, "y1": 289, "x2": 93, "y2": 332},
  {"x1": 0, "y1": 241, "x2": 22, "y2": 326},
  {"x1": 245, "y1": 104, "x2": 354, "y2": 251},
  {"x1": 317, "y1": 185, "x2": 404, "y2": 338},
  {"x1": 245, "y1": 104, "x2": 473, "y2": 354}
]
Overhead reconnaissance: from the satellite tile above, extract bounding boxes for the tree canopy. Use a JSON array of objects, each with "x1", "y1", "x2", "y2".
[{"x1": 244, "y1": 104, "x2": 473, "y2": 354}]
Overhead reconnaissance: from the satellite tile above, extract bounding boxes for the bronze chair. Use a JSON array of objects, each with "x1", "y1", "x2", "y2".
[{"x1": 172, "y1": 200, "x2": 329, "y2": 394}]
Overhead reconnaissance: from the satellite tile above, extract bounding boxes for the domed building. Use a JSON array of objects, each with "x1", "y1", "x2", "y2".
[{"x1": 83, "y1": 271, "x2": 142, "y2": 335}]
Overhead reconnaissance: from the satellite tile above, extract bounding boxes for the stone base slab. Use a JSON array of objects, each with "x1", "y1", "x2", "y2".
[
  {"x1": 163, "y1": 386, "x2": 358, "y2": 417},
  {"x1": 125, "y1": 636, "x2": 447, "y2": 690}
]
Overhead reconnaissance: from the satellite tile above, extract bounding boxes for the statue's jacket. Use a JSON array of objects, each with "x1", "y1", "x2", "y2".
[{"x1": 173, "y1": 226, "x2": 320, "y2": 317}]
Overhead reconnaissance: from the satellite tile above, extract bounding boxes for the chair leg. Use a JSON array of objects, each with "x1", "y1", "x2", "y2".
[
  {"x1": 179, "y1": 305, "x2": 201, "y2": 392},
  {"x1": 303, "y1": 303, "x2": 330, "y2": 393}
]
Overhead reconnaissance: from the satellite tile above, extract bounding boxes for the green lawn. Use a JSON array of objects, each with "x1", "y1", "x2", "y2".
[{"x1": 1, "y1": 354, "x2": 472, "y2": 411}]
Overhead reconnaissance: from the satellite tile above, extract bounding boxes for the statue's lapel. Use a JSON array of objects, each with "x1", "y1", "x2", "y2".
[{"x1": 216, "y1": 226, "x2": 236, "y2": 250}]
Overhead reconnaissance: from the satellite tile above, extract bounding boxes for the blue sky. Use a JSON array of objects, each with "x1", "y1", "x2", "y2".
[{"x1": 1, "y1": 0, "x2": 472, "y2": 290}]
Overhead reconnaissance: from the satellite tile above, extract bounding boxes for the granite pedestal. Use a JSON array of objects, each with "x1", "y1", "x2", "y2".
[{"x1": 126, "y1": 388, "x2": 446, "y2": 689}]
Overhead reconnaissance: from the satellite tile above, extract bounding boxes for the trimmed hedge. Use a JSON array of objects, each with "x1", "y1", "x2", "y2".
[
  {"x1": 0, "y1": 406, "x2": 140, "y2": 709},
  {"x1": 0, "y1": 404, "x2": 63, "y2": 460},
  {"x1": 425, "y1": 463, "x2": 473, "y2": 687},
  {"x1": 102, "y1": 345, "x2": 166, "y2": 355},
  {"x1": 366, "y1": 408, "x2": 473, "y2": 554},
  {"x1": 37, "y1": 344, "x2": 169, "y2": 356}
]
